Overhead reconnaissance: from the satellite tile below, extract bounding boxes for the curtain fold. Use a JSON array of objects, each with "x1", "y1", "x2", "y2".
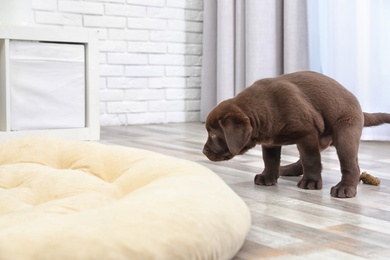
[
  {"x1": 200, "y1": 0, "x2": 218, "y2": 119},
  {"x1": 200, "y1": 0, "x2": 309, "y2": 121}
]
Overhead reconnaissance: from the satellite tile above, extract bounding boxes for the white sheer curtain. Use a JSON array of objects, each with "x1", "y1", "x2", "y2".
[
  {"x1": 200, "y1": 0, "x2": 310, "y2": 121},
  {"x1": 308, "y1": 0, "x2": 390, "y2": 140}
]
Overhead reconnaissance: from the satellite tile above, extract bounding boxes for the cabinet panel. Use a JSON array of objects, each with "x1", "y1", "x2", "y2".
[
  {"x1": 0, "y1": 26, "x2": 100, "y2": 140},
  {"x1": 0, "y1": 39, "x2": 9, "y2": 131}
]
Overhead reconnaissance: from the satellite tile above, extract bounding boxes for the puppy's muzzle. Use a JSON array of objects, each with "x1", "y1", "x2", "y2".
[
  {"x1": 203, "y1": 145, "x2": 233, "y2": 162},
  {"x1": 202, "y1": 146, "x2": 211, "y2": 158}
]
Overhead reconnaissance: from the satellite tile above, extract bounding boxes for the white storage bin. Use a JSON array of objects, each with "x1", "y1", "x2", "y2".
[{"x1": 9, "y1": 40, "x2": 85, "y2": 130}]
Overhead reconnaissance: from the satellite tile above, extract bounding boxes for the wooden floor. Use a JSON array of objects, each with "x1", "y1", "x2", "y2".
[{"x1": 100, "y1": 122, "x2": 390, "y2": 260}]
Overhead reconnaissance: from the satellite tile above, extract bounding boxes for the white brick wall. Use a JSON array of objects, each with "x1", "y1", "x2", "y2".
[{"x1": 31, "y1": 0, "x2": 203, "y2": 126}]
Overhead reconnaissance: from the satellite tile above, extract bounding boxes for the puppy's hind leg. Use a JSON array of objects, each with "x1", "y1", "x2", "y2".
[
  {"x1": 330, "y1": 125, "x2": 362, "y2": 198},
  {"x1": 280, "y1": 135, "x2": 332, "y2": 177},
  {"x1": 280, "y1": 159, "x2": 303, "y2": 176},
  {"x1": 255, "y1": 146, "x2": 281, "y2": 186}
]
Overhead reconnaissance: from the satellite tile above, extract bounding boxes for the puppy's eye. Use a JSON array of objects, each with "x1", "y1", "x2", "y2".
[{"x1": 209, "y1": 132, "x2": 217, "y2": 139}]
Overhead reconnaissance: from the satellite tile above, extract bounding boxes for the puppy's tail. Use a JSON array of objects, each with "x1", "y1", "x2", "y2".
[{"x1": 364, "y1": 112, "x2": 390, "y2": 127}]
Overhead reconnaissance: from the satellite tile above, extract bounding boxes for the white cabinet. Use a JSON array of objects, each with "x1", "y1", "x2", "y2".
[{"x1": 0, "y1": 26, "x2": 99, "y2": 140}]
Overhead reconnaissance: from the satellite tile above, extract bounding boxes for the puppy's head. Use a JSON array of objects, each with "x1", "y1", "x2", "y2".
[{"x1": 203, "y1": 100, "x2": 254, "y2": 161}]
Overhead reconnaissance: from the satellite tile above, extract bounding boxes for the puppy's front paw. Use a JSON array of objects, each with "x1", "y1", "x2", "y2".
[
  {"x1": 330, "y1": 183, "x2": 357, "y2": 198},
  {"x1": 254, "y1": 173, "x2": 278, "y2": 186},
  {"x1": 297, "y1": 177, "x2": 322, "y2": 190}
]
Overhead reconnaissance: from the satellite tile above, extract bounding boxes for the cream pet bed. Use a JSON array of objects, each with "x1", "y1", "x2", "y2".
[{"x1": 0, "y1": 138, "x2": 251, "y2": 259}]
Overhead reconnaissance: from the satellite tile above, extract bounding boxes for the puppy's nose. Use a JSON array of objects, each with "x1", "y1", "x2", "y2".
[{"x1": 202, "y1": 146, "x2": 208, "y2": 155}]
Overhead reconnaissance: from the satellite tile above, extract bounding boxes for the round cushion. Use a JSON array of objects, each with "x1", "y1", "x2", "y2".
[{"x1": 0, "y1": 138, "x2": 251, "y2": 259}]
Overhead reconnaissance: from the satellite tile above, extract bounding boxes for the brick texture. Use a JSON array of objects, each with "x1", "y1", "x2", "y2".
[{"x1": 31, "y1": 0, "x2": 203, "y2": 125}]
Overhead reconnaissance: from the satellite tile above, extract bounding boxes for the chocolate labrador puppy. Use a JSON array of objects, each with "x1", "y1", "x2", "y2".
[{"x1": 203, "y1": 71, "x2": 390, "y2": 198}]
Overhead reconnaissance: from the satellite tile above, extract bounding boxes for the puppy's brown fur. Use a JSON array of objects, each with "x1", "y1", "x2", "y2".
[{"x1": 203, "y1": 71, "x2": 390, "y2": 198}]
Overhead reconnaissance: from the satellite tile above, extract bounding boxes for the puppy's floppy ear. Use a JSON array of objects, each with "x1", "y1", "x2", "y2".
[{"x1": 219, "y1": 115, "x2": 252, "y2": 156}]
